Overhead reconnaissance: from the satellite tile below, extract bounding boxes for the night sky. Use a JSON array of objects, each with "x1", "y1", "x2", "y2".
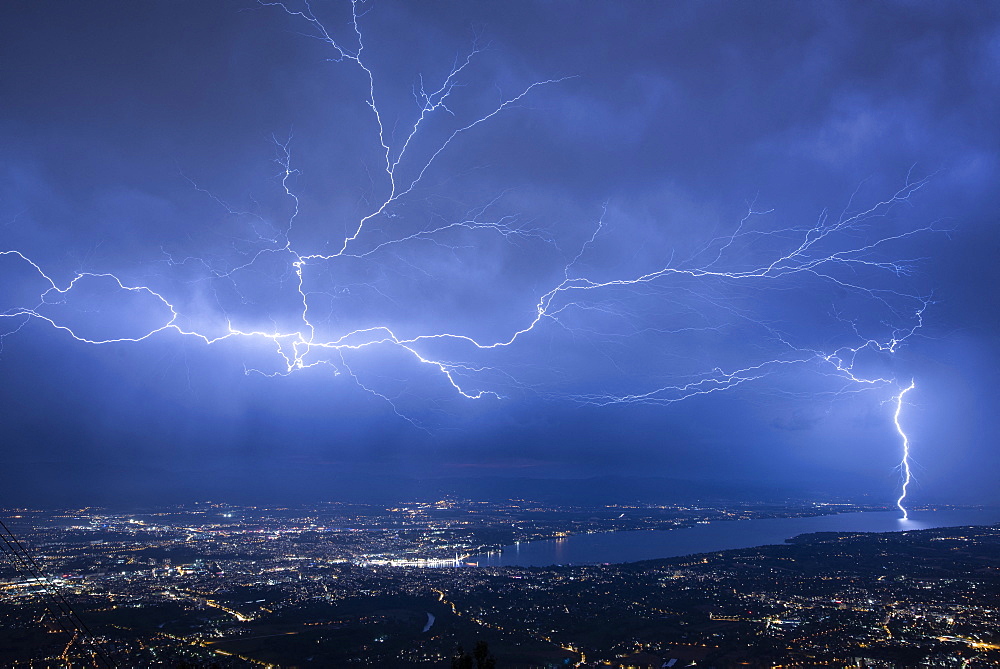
[{"x1": 1, "y1": 1, "x2": 998, "y2": 507}]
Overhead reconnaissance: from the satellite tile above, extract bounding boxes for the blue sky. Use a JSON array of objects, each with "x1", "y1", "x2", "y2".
[{"x1": 1, "y1": 1, "x2": 998, "y2": 506}]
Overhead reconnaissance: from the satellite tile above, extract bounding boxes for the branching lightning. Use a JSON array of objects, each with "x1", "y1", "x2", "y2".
[
  {"x1": 1, "y1": 1, "x2": 939, "y2": 502},
  {"x1": 893, "y1": 380, "x2": 916, "y2": 519}
]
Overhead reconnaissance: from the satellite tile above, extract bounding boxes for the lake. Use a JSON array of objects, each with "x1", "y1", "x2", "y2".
[{"x1": 467, "y1": 508, "x2": 1000, "y2": 567}]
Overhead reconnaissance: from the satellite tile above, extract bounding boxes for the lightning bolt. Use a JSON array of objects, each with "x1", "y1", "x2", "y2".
[
  {"x1": 0, "y1": 1, "x2": 940, "y2": 501},
  {"x1": 893, "y1": 380, "x2": 916, "y2": 519}
]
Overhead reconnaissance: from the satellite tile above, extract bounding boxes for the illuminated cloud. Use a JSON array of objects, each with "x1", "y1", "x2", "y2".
[{"x1": 0, "y1": 1, "x2": 997, "y2": 504}]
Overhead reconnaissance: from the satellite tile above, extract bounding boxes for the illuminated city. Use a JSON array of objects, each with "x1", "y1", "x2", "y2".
[
  {"x1": 2, "y1": 501, "x2": 999, "y2": 666},
  {"x1": 1, "y1": 1, "x2": 998, "y2": 667}
]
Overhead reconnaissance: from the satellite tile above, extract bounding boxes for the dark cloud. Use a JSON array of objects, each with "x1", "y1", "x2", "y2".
[{"x1": 1, "y1": 1, "x2": 998, "y2": 506}]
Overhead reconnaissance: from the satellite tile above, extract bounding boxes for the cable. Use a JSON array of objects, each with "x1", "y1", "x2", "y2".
[{"x1": 0, "y1": 517, "x2": 117, "y2": 668}]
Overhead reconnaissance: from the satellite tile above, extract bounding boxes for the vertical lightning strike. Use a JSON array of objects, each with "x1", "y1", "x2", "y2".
[
  {"x1": 893, "y1": 380, "x2": 916, "y2": 519},
  {"x1": 0, "y1": 1, "x2": 944, "y2": 506}
]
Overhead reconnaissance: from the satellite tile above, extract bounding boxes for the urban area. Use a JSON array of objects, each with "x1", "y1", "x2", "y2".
[{"x1": 1, "y1": 500, "x2": 998, "y2": 667}]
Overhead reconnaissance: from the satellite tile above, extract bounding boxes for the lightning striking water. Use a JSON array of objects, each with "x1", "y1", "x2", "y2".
[
  {"x1": 1, "y1": 1, "x2": 937, "y2": 496},
  {"x1": 894, "y1": 380, "x2": 916, "y2": 519}
]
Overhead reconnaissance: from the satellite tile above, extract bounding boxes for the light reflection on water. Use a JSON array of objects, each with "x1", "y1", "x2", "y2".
[{"x1": 467, "y1": 508, "x2": 1000, "y2": 568}]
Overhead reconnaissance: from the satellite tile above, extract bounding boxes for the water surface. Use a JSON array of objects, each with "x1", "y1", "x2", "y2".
[{"x1": 469, "y1": 508, "x2": 1000, "y2": 567}]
